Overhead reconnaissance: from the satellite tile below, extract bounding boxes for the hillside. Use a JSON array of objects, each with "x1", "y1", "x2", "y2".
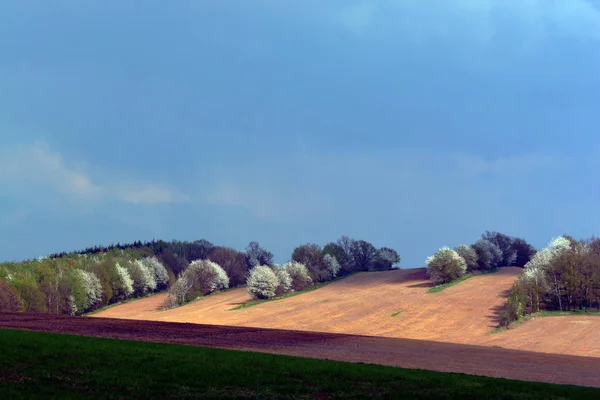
[{"x1": 93, "y1": 267, "x2": 519, "y2": 343}]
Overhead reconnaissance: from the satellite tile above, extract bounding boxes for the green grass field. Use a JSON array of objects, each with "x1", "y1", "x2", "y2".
[{"x1": 1, "y1": 329, "x2": 598, "y2": 399}]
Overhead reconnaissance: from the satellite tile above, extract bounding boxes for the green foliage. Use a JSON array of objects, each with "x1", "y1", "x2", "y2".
[
  {"x1": 426, "y1": 247, "x2": 467, "y2": 284},
  {"x1": 454, "y1": 245, "x2": 479, "y2": 272},
  {"x1": 291, "y1": 243, "x2": 328, "y2": 282},
  {"x1": 500, "y1": 282, "x2": 527, "y2": 327},
  {"x1": 0, "y1": 280, "x2": 22, "y2": 311},
  {"x1": 1, "y1": 329, "x2": 599, "y2": 399},
  {"x1": 283, "y1": 261, "x2": 313, "y2": 291},
  {"x1": 67, "y1": 269, "x2": 87, "y2": 315},
  {"x1": 11, "y1": 279, "x2": 47, "y2": 313},
  {"x1": 501, "y1": 235, "x2": 600, "y2": 328},
  {"x1": 246, "y1": 265, "x2": 280, "y2": 300},
  {"x1": 372, "y1": 247, "x2": 401, "y2": 271}
]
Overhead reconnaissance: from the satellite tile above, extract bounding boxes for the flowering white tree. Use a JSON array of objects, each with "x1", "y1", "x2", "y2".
[
  {"x1": 115, "y1": 263, "x2": 134, "y2": 298},
  {"x1": 270, "y1": 265, "x2": 292, "y2": 296},
  {"x1": 164, "y1": 272, "x2": 194, "y2": 308},
  {"x1": 454, "y1": 245, "x2": 479, "y2": 272},
  {"x1": 323, "y1": 254, "x2": 341, "y2": 280},
  {"x1": 133, "y1": 260, "x2": 157, "y2": 292},
  {"x1": 521, "y1": 236, "x2": 572, "y2": 311},
  {"x1": 247, "y1": 265, "x2": 280, "y2": 299},
  {"x1": 186, "y1": 259, "x2": 229, "y2": 296},
  {"x1": 471, "y1": 239, "x2": 502, "y2": 270},
  {"x1": 68, "y1": 295, "x2": 78, "y2": 316},
  {"x1": 76, "y1": 269, "x2": 103, "y2": 310},
  {"x1": 141, "y1": 256, "x2": 169, "y2": 289},
  {"x1": 425, "y1": 247, "x2": 467, "y2": 284},
  {"x1": 283, "y1": 261, "x2": 312, "y2": 291}
]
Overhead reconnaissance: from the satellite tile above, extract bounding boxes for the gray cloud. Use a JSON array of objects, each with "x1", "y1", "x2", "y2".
[
  {"x1": 202, "y1": 149, "x2": 563, "y2": 223},
  {"x1": 0, "y1": 141, "x2": 189, "y2": 206}
]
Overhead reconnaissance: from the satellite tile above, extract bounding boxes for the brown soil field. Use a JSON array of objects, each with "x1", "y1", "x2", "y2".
[
  {"x1": 3, "y1": 311, "x2": 600, "y2": 388},
  {"x1": 93, "y1": 267, "x2": 516, "y2": 343},
  {"x1": 92, "y1": 266, "x2": 600, "y2": 357}
]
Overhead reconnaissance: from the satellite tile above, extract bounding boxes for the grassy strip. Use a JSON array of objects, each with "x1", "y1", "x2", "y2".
[
  {"x1": 391, "y1": 310, "x2": 403, "y2": 317},
  {"x1": 427, "y1": 269, "x2": 500, "y2": 294},
  {"x1": 490, "y1": 310, "x2": 600, "y2": 334},
  {"x1": 230, "y1": 273, "x2": 358, "y2": 311},
  {"x1": 1, "y1": 329, "x2": 598, "y2": 399}
]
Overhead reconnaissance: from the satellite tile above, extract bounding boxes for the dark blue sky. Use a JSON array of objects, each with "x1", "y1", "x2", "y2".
[{"x1": 1, "y1": 1, "x2": 599, "y2": 266}]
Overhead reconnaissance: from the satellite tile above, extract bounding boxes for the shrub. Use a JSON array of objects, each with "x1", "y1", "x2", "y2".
[
  {"x1": 500, "y1": 282, "x2": 527, "y2": 326},
  {"x1": 425, "y1": 247, "x2": 467, "y2": 284},
  {"x1": 372, "y1": 247, "x2": 401, "y2": 271},
  {"x1": 481, "y1": 231, "x2": 517, "y2": 266},
  {"x1": 164, "y1": 272, "x2": 194, "y2": 308},
  {"x1": 454, "y1": 245, "x2": 479, "y2": 272},
  {"x1": 269, "y1": 265, "x2": 292, "y2": 296},
  {"x1": 247, "y1": 265, "x2": 279, "y2": 300},
  {"x1": 0, "y1": 280, "x2": 22, "y2": 311},
  {"x1": 283, "y1": 261, "x2": 313, "y2": 291},
  {"x1": 323, "y1": 254, "x2": 341, "y2": 280},
  {"x1": 471, "y1": 239, "x2": 502, "y2": 270},
  {"x1": 186, "y1": 259, "x2": 229, "y2": 297}
]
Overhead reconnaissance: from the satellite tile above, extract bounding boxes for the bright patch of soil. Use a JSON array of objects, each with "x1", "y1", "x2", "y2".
[
  {"x1": 93, "y1": 268, "x2": 516, "y2": 342},
  {"x1": 91, "y1": 267, "x2": 600, "y2": 357}
]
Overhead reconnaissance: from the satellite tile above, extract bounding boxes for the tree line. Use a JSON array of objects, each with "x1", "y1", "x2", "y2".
[
  {"x1": 501, "y1": 235, "x2": 600, "y2": 326},
  {"x1": 425, "y1": 231, "x2": 536, "y2": 284},
  {"x1": 0, "y1": 236, "x2": 400, "y2": 314}
]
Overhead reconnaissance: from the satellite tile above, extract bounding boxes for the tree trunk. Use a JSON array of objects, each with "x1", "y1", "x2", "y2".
[{"x1": 552, "y1": 273, "x2": 562, "y2": 311}]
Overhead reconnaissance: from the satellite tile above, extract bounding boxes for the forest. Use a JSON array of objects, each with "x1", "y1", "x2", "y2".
[
  {"x1": 3, "y1": 230, "x2": 599, "y2": 328},
  {"x1": 501, "y1": 235, "x2": 600, "y2": 326},
  {"x1": 0, "y1": 236, "x2": 400, "y2": 315}
]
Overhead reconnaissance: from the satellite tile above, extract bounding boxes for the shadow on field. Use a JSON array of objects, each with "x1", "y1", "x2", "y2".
[
  {"x1": 487, "y1": 288, "x2": 511, "y2": 326},
  {"x1": 407, "y1": 282, "x2": 434, "y2": 288}
]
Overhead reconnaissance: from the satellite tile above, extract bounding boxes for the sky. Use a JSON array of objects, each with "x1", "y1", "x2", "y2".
[{"x1": 1, "y1": 0, "x2": 599, "y2": 267}]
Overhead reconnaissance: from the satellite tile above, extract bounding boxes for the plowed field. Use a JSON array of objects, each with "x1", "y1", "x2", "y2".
[
  {"x1": 92, "y1": 267, "x2": 600, "y2": 357},
  {"x1": 93, "y1": 268, "x2": 516, "y2": 342},
  {"x1": 3, "y1": 312, "x2": 600, "y2": 388}
]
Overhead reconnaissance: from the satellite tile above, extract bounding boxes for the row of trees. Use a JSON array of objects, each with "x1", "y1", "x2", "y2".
[
  {"x1": 425, "y1": 232, "x2": 536, "y2": 284},
  {"x1": 164, "y1": 236, "x2": 400, "y2": 307},
  {"x1": 0, "y1": 251, "x2": 170, "y2": 315},
  {"x1": 501, "y1": 235, "x2": 600, "y2": 326},
  {"x1": 2, "y1": 236, "x2": 400, "y2": 313}
]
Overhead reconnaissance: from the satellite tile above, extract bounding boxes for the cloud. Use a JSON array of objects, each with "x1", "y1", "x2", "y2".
[
  {"x1": 335, "y1": 0, "x2": 600, "y2": 42},
  {"x1": 203, "y1": 182, "x2": 327, "y2": 223},
  {"x1": 201, "y1": 149, "x2": 563, "y2": 223},
  {"x1": 0, "y1": 141, "x2": 189, "y2": 206}
]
